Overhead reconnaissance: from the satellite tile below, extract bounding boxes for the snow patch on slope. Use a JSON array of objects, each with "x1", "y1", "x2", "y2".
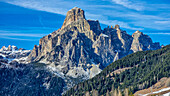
[
  {"x1": 101, "y1": 33, "x2": 109, "y2": 37},
  {"x1": 66, "y1": 67, "x2": 89, "y2": 78},
  {"x1": 142, "y1": 87, "x2": 170, "y2": 96},
  {"x1": 89, "y1": 64, "x2": 102, "y2": 78}
]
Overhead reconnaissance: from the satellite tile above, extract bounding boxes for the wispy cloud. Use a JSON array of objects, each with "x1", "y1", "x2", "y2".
[
  {"x1": 111, "y1": 0, "x2": 144, "y2": 11},
  {"x1": 2, "y1": 0, "x2": 68, "y2": 15},
  {"x1": 2, "y1": 0, "x2": 143, "y2": 30},
  {"x1": 155, "y1": 21, "x2": 170, "y2": 24},
  {"x1": 0, "y1": 33, "x2": 46, "y2": 37},
  {"x1": 147, "y1": 33, "x2": 170, "y2": 35},
  {"x1": 0, "y1": 36, "x2": 39, "y2": 41},
  {"x1": 1, "y1": 0, "x2": 170, "y2": 31},
  {"x1": 0, "y1": 30, "x2": 19, "y2": 33}
]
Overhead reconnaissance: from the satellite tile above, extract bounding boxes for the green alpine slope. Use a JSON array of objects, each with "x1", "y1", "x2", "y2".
[{"x1": 64, "y1": 45, "x2": 170, "y2": 96}]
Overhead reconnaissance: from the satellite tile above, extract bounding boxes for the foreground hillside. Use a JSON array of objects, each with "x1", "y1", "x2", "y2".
[
  {"x1": 0, "y1": 61, "x2": 65, "y2": 96},
  {"x1": 64, "y1": 45, "x2": 170, "y2": 96},
  {"x1": 134, "y1": 77, "x2": 170, "y2": 96}
]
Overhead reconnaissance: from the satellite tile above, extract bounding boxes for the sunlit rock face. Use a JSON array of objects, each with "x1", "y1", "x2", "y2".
[
  {"x1": 130, "y1": 30, "x2": 161, "y2": 53},
  {"x1": 61, "y1": 7, "x2": 86, "y2": 29},
  {"x1": 28, "y1": 7, "x2": 160, "y2": 80}
]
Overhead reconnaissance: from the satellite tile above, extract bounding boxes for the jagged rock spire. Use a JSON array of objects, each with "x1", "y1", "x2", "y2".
[
  {"x1": 130, "y1": 30, "x2": 154, "y2": 53},
  {"x1": 114, "y1": 24, "x2": 120, "y2": 30},
  {"x1": 61, "y1": 7, "x2": 86, "y2": 29},
  {"x1": 7, "y1": 45, "x2": 12, "y2": 51},
  {"x1": 132, "y1": 30, "x2": 143, "y2": 37}
]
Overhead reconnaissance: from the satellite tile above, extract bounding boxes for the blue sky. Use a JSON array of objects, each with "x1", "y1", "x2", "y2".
[{"x1": 0, "y1": 0, "x2": 170, "y2": 49}]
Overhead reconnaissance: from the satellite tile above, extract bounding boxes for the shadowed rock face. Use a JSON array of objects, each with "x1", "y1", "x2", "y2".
[
  {"x1": 130, "y1": 30, "x2": 161, "y2": 53},
  {"x1": 0, "y1": 62, "x2": 65, "y2": 96},
  {"x1": 27, "y1": 7, "x2": 160, "y2": 79}
]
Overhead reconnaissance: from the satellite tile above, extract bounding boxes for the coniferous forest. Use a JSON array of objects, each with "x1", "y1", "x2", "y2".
[{"x1": 64, "y1": 45, "x2": 170, "y2": 96}]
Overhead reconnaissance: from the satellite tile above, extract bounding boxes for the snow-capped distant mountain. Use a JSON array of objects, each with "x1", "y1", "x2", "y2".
[{"x1": 0, "y1": 45, "x2": 31, "y2": 63}]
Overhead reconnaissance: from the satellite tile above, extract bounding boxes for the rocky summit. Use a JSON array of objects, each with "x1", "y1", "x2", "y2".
[{"x1": 27, "y1": 7, "x2": 160, "y2": 81}]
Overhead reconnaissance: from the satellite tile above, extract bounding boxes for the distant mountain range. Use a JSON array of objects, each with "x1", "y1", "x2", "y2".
[{"x1": 0, "y1": 45, "x2": 31, "y2": 63}]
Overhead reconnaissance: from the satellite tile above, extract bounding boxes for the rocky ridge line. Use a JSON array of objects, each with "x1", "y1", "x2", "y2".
[{"x1": 27, "y1": 7, "x2": 161, "y2": 81}]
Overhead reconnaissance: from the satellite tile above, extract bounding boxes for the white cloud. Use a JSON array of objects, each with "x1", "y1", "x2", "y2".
[
  {"x1": 0, "y1": 33, "x2": 46, "y2": 37},
  {"x1": 3, "y1": 0, "x2": 68, "y2": 15},
  {"x1": 0, "y1": 36, "x2": 39, "y2": 41},
  {"x1": 2, "y1": 0, "x2": 142, "y2": 30},
  {"x1": 147, "y1": 33, "x2": 170, "y2": 35},
  {"x1": 111, "y1": 0, "x2": 144, "y2": 11},
  {"x1": 155, "y1": 21, "x2": 170, "y2": 24},
  {"x1": 0, "y1": 30, "x2": 18, "y2": 33},
  {"x1": 1, "y1": 0, "x2": 170, "y2": 31}
]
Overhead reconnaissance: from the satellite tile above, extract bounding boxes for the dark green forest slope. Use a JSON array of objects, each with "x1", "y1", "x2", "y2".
[
  {"x1": 64, "y1": 45, "x2": 170, "y2": 96},
  {"x1": 0, "y1": 63, "x2": 65, "y2": 96}
]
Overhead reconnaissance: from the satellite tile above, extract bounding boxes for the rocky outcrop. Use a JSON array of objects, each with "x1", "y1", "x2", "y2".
[
  {"x1": 0, "y1": 45, "x2": 18, "y2": 51},
  {"x1": 0, "y1": 46, "x2": 7, "y2": 51},
  {"x1": 92, "y1": 25, "x2": 133, "y2": 67},
  {"x1": 130, "y1": 30, "x2": 161, "y2": 53},
  {"x1": 28, "y1": 45, "x2": 39, "y2": 61},
  {"x1": 27, "y1": 7, "x2": 160, "y2": 80},
  {"x1": 7, "y1": 45, "x2": 12, "y2": 51},
  {"x1": 61, "y1": 7, "x2": 85, "y2": 29}
]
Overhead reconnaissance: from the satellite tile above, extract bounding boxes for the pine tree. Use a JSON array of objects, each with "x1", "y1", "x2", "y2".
[
  {"x1": 92, "y1": 89, "x2": 98, "y2": 96},
  {"x1": 85, "y1": 91, "x2": 90, "y2": 96},
  {"x1": 110, "y1": 84, "x2": 115, "y2": 96},
  {"x1": 118, "y1": 88, "x2": 122, "y2": 96},
  {"x1": 114, "y1": 89, "x2": 118, "y2": 96},
  {"x1": 124, "y1": 88, "x2": 129, "y2": 96},
  {"x1": 106, "y1": 90, "x2": 110, "y2": 96}
]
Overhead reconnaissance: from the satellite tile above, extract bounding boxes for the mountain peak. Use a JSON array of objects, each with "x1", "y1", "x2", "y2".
[
  {"x1": 135, "y1": 30, "x2": 142, "y2": 33},
  {"x1": 61, "y1": 7, "x2": 86, "y2": 29},
  {"x1": 132, "y1": 30, "x2": 144, "y2": 37},
  {"x1": 70, "y1": 7, "x2": 81, "y2": 11},
  {"x1": 134, "y1": 30, "x2": 143, "y2": 34},
  {"x1": 114, "y1": 24, "x2": 120, "y2": 30}
]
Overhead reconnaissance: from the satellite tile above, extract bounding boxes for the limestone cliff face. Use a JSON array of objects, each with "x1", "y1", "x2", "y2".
[
  {"x1": 61, "y1": 7, "x2": 85, "y2": 29},
  {"x1": 27, "y1": 7, "x2": 160, "y2": 79},
  {"x1": 92, "y1": 25, "x2": 133, "y2": 67},
  {"x1": 130, "y1": 30, "x2": 161, "y2": 53}
]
